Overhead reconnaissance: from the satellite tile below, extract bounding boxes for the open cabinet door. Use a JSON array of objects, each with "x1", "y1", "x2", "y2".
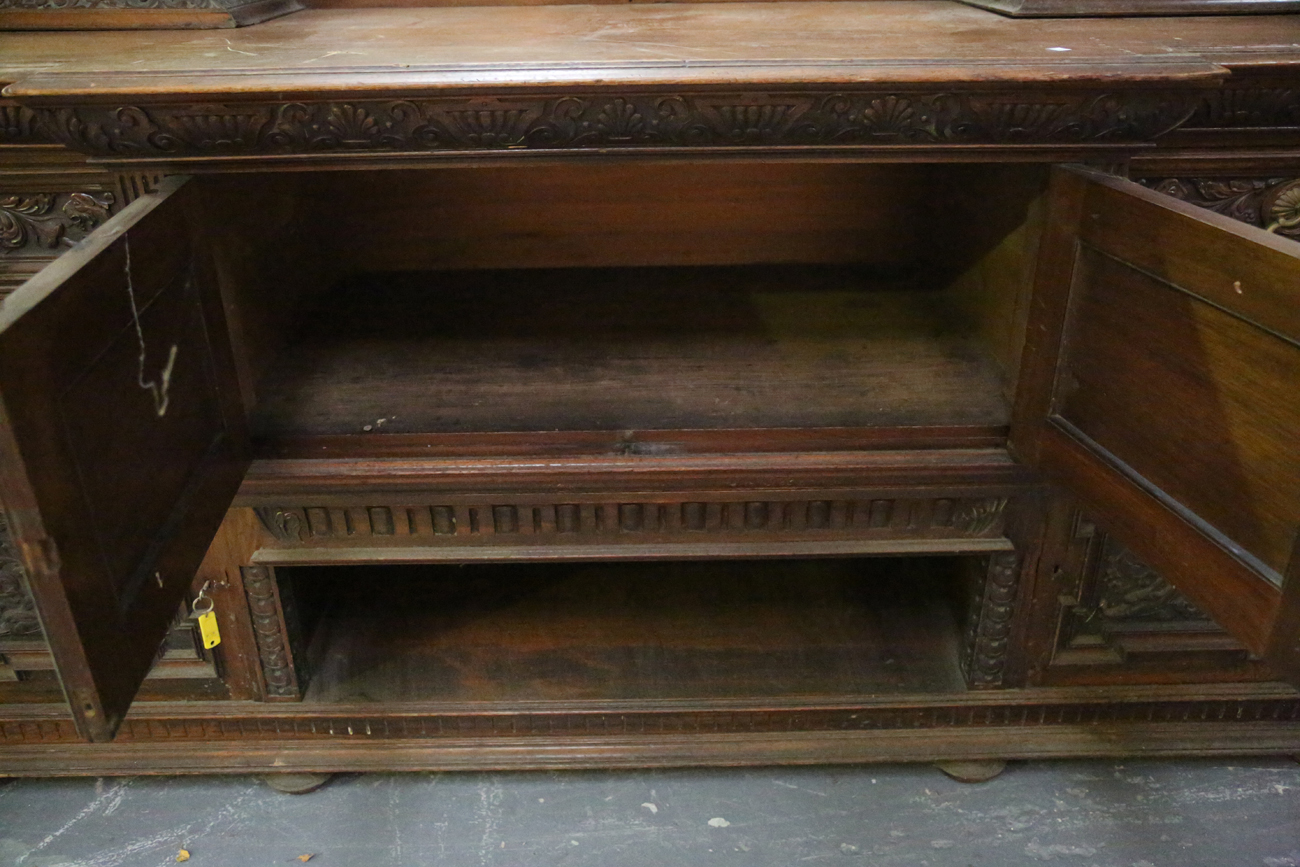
[
  {"x1": 0, "y1": 177, "x2": 249, "y2": 741},
  {"x1": 1014, "y1": 165, "x2": 1300, "y2": 682}
]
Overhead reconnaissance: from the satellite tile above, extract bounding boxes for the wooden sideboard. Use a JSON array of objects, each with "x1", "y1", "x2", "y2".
[{"x1": 0, "y1": 1, "x2": 1298, "y2": 778}]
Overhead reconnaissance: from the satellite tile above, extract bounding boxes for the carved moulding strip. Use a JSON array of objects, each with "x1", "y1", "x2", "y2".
[
  {"x1": 240, "y1": 566, "x2": 304, "y2": 701},
  {"x1": 1143, "y1": 177, "x2": 1300, "y2": 238},
  {"x1": 0, "y1": 103, "x2": 52, "y2": 145},
  {"x1": 1186, "y1": 87, "x2": 1300, "y2": 130},
  {"x1": 34, "y1": 90, "x2": 1200, "y2": 159},
  {"x1": 960, "y1": 550, "x2": 1022, "y2": 689},
  {"x1": 253, "y1": 497, "x2": 1010, "y2": 544},
  {"x1": 4, "y1": 692, "x2": 1300, "y2": 747},
  {"x1": 0, "y1": 191, "x2": 114, "y2": 255}
]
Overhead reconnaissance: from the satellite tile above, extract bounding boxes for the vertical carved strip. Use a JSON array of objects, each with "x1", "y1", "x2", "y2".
[
  {"x1": 241, "y1": 566, "x2": 304, "y2": 701},
  {"x1": 961, "y1": 551, "x2": 1022, "y2": 689}
]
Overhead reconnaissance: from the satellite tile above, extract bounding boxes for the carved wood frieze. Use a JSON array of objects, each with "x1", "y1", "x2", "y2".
[
  {"x1": 254, "y1": 496, "x2": 1009, "y2": 545},
  {"x1": 960, "y1": 551, "x2": 1022, "y2": 689},
  {"x1": 1145, "y1": 177, "x2": 1300, "y2": 238},
  {"x1": 0, "y1": 191, "x2": 115, "y2": 255},
  {"x1": 1186, "y1": 88, "x2": 1300, "y2": 129},
  {"x1": 0, "y1": 104, "x2": 51, "y2": 145},
  {"x1": 32, "y1": 90, "x2": 1199, "y2": 158}
]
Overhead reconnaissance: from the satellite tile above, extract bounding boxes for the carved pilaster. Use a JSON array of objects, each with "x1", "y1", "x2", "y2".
[
  {"x1": 241, "y1": 565, "x2": 306, "y2": 701},
  {"x1": 960, "y1": 550, "x2": 1022, "y2": 689}
]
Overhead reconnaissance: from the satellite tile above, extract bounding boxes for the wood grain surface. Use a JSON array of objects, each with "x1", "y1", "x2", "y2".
[
  {"x1": 249, "y1": 267, "x2": 1009, "y2": 440},
  {"x1": 291, "y1": 558, "x2": 967, "y2": 703},
  {"x1": 2, "y1": 1, "x2": 1275, "y2": 96}
]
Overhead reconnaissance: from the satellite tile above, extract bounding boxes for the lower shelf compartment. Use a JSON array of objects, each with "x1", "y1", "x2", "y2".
[{"x1": 284, "y1": 557, "x2": 972, "y2": 706}]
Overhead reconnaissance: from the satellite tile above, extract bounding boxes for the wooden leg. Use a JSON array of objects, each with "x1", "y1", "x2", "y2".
[
  {"x1": 260, "y1": 772, "x2": 333, "y2": 794},
  {"x1": 934, "y1": 759, "x2": 1007, "y2": 783}
]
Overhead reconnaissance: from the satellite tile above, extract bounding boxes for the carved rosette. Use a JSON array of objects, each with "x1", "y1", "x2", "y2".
[
  {"x1": 241, "y1": 565, "x2": 303, "y2": 700},
  {"x1": 0, "y1": 191, "x2": 115, "y2": 255},
  {"x1": 960, "y1": 550, "x2": 1021, "y2": 689},
  {"x1": 35, "y1": 90, "x2": 1197, "y2": 159},
  {"x1": 1147, "y1": 177, "x2": 1300, "y2": 238}
]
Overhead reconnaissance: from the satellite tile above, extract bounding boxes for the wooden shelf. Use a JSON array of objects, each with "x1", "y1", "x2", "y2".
[
  {"x1": 291, "y1": 557, "x2": 968, "y2": 705},
  {"x1": 250, "y1": 265, "x2": 1009, "y2": 447}
]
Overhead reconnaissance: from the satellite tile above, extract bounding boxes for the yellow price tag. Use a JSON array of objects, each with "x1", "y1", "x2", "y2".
[{"x1": 197, "y1": 609, "x2": 221, "y2": 649}]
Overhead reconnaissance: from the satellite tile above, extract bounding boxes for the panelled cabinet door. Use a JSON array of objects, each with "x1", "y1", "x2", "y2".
[
  {"x1": 0, "y1": 177, "x2": 249, "y2": 741},
  {"x1": 1014, "y1": 165, "x2": 1300, "y2": 682}
]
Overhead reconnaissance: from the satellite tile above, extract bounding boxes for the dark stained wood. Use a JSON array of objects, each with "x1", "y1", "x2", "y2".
[
  {"x1": 1012, "y1": 166, "x2": 1300, "y2": 678},
  {"x1": 188, "y1": 174, "x2": 332, "y2": 413},
  {"x1": 193, "y1": 508, "x2": 274, "y2": 701},
  {"x1": 0, "y1": 3, "x2": 1264, "y2": 97},
  {"x1": 1, "y1": 0, "x2": 1299, "y2": 766},
  {"x1": 1019, "y1": 493, "x2": 1281, "y2": 688},
  {"x1": 249, "y1": 267, "x2": 1010, "y2": 440},
  {"x1": 254, "y1": 427, "x2": 1010, "y2": 461},
  {"x1": 1267, "y1": 535, "x2": 1300, "y2": 683},
  {"x1": 0, "y1": 177, "x2": 250, "y2": 741},
  {"x1": 293, "y1": 558, "x2": 967, "y2": 704},
  {"x1": 239, "y1": 448, "x2": 1031, "y2": 505},
  {"x1": 1056, "y1": 247, "x2": 1299, "y2": 577},
  {"x1": 1, "y1": 678, "x2": 1298, "y2": 774},
  {"x1": 315, "y1": 164, "x2": 930, "y2": 274}
]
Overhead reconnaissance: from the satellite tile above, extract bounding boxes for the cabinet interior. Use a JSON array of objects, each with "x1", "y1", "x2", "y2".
[
  {"x1": 199, "y1": 161, "x2": 1049, "y2": 460},
  {"x1": 279, "y1": 555, "x2": 978, "y2": 705}
]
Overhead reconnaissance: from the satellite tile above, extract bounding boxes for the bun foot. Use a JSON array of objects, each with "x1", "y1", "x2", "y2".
[
  {"x1": 934, "y1": 759, "x2": 1007, "y2": 783},
  {"x1": 260, "y1": 772, "x2": 334, "y2": 794}
]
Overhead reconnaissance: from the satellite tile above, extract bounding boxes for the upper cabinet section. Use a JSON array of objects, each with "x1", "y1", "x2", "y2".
[{"x1": 0, "y1": 4, "x2": 1295, "y2": 168}]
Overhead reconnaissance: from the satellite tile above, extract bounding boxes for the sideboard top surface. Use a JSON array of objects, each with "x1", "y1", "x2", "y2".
[{"x1": 2, "y1": 1, "x2": 1299, "y2": 99}]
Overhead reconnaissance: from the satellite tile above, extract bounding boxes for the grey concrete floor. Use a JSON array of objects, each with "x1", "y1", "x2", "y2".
[{"x1": 1, "y1": 759, "x2": 1298, "y2": 867}]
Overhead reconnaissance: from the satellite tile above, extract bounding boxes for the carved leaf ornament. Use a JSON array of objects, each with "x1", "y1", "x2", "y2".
[
  {"x1": 1148, "y1": 177, "x2": 1300, "y2": 239},
  {"x1": 0, "y1": 192, "x2": 114, "y2": 253}
]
